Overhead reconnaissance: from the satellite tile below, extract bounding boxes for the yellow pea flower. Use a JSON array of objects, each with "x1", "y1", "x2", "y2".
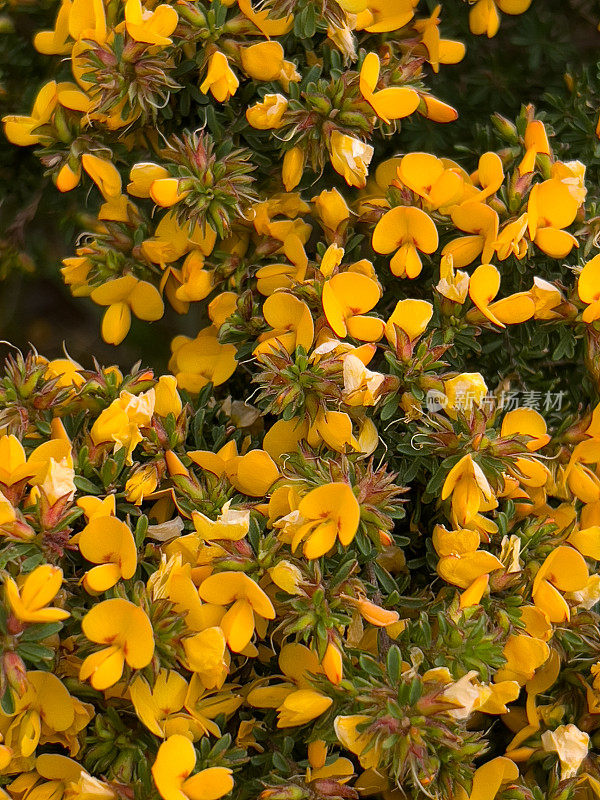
[
  {"x1": 254, "y1": 293, "x2": 315, "y2": 356},
  {"x1": 329, "y1": 131, "x2": 374, "y2": 188},
  {"x1": 312, "y1": 188, "x2": 351, "y2": 233},
  {"x1": 288, "y1": 482, "x2": 360, "y2": 559},
  {"x1": 34, "y1": 0, "x2": 72, "y2": 54},
  {"x1": 154, "y1": 375, "x2": 182, "y2": 418},
  {"x1": 77, "y1": 494, "x2": 115, "y2": 522},
  {"x1": 529, "y1": 276, "x2": 564, "y2": 320},
  {"x1": 501, "y1": 408, "x2": 550, "y2": 451},
  {"x1": 192, "y1": 501, "x2": 250, "y2": 542},
  {"x1": 246, "y1": 94, "x2": 288, "y2": 130},
  {"x1": 90, "y1": 389, "x2": 154, "y2": 462},
  {"x1": 182, "y1": 627, "x2": 229, "y2": 690},
  {"x1": 342, "y1": 354, "x2": 385, "y2": 406},
  {"x1": 436, "y1": 254, "x2": 469, "y2": 304},
  {"x1": 443, "y1": 372, "x2": 488, "y2": 415},
  {"x1": 468, "y1": 263, "x2": 535, "y2": 327},
  {"x1": 0, "y1": 435, "x2": 38, "y2": 489},
  {"x1": 395, "y1": 152, "x2": 464, "y2": 211},
  {"x1": 414, "y1": 5, "x2": 465, "y2": 73},
  {"x1": 532, "y1": 545, "x2": 588, "y2": 623},
  {"x1": 4, "y1": 565, "x2": 69, "y2": 623},
  {"x1": 152, "y1": 735, "x2": 233, "y2": 800},
  {"x1": 384, "y1": 298, "x2": 433, "y2": 347},
  {"x1": 578, "y1": 254, "x2": 600, "y2": 323},
  {"x1": 355, "y1": 0, "x2": 418, "y2": 33},
  {"x1": 247, "y1": 642, "x2": 333, "y2": 728},
  {"x1": 468, "y1": 0, "x2": 501, "y2": 37},
  {"x1": 190, "y1": 442, "x2": 278, "y2": 495},
  {"x1": 322, "y1": 272, "x2": 384, "y2": 342},
  {"x1": 495, "y1": 632, "x2": 549, "y2": 685},
  {"x1": 282, "y1": 146, "x2": 305, "y2": 192},
  {"x1": 460, "y1": 757, "x2": 519, "y2": 800},
  {"x1": 130, "y1": 670, "x2": 203, "y2": 739},
  {"x1": 80, "y1": 598, "x2": 154, "y2": 690},
  {"x1": 237, "y1": 0, "x2": 293, "y2": 36},
  {"x1": 527, "y1": 178, "x2": 579, "y2": 258},
  {"x1": 6, "y1": 672, "x2": 86, "y2": 758},
  {"x1": 184, "y1": 676, "x2": 243, "y2": 738},
  {"x1": 417, "y1": 92, "x2": 458, "y2": 123},
  {"x1": 518, "y1": 118, "x2": 550, "y2": 176},
  {"x1": 90, "y1": 275, "x2": 164, "y2": 345},
  {"x1": 359, "y1": 53, "x2": 420, "y2": 123},
  {"x1": 81, "y1": 154, "x2": 122, "y2": 200},
  {"x1": 127, "y1": 162, "x2": 170, "y2": 197},
  {"x1": 334, "y1": 715, "x2": 381, "y2": 769},
  {"x1": 68, "y1": 0, "x2": 107, "y2": 42},
  {"x1": 442, "y1": 203, "x2": 499, "y2": 268},
  {"x1": 3, "y1": 81, "x2": 58, "y2": 147},
  {"x1": 240, "y1": 41, "x2": 286, "y2": 82},
  {"x1": 433, "y1": 525, "x2": 503, "y2": 589},
  {"x1": 372, "y1": 206, "x2": 438, "y2": 278},
  {"x1": 541, "y1": 724, "x2": 589, "y2": 781},
  {"x1": 198, "y1": 572, "x2": 275, "y2": 653},
  {"x1": 124, "y1": 0, "x2": 178, "y2": 45},
  {"x1": 256, "y1": 235, "x2": 308, "y2": 295},
  {"x1": 200, "y1": 51, "x2": 239, "y2": 103},
  {"x1": 441, "y1": 454, "x2": 493, "y2": 527},
  {"x1": 169, "y1": 327, "x2": 238, "y2": 392},
  {"x1": 79, "y1": 516, "x2": 137, "y2": 592}
]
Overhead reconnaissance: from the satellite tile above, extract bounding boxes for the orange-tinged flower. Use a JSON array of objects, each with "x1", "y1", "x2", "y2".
[
  {"x1": 200, "y1": 52, "x2": 239, "y2": 103},
  {"x1": 79, "y1": 517, "x2": 137, "y2": 592},
  {"x1": 322, "y1": 272, "x2": 383, "y2": 341},
  {"x1": 372, "y1": 206, "x2": 438, "y2": 278},
  {"x1": 198, "y1": 572, "x2": 275, "y2": 653},
  {"x1": 4, "y1": 565, "x2": 69, "y2": 623},
  {"x1": 254, "y1": 293, "x2": 314, "y2": 356},
  {"x1": 290, "y1": 483, "x2": 360, "y2": 559},
  {"x1": 152, "y1": 734, "x2": 233, "y2": 800},
  {"x1": 359, "y1": 53, "x2": 419, "y2": 123},
  {"x1": 80, "y1": 599, "x2": 154, "y2": 689}
]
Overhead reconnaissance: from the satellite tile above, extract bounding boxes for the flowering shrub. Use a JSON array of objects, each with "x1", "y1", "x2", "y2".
[{"x1": 4, "y1": 1, "x2": 600, "y2": 800}]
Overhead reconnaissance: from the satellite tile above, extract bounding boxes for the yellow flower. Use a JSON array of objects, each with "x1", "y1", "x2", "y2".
[
  {"x1": 90, "y1": 275, "x2": 164, "y2": 345},
  {"x1": 311, "y1": 189, "x2": 351, "y2": 233},
  {"x1": 441, "y1": 454, "x2": 493, "y2": 527},
  {"x1": 4, "y1": 565, "x2": 69, "y2": 623},
  {"x1": 3, "y1": 82, "x2": 58, "y2": 147},
  {"x1": 532, "y1": 545, "x2": 588, "y2": 623},
  {"x1": 200, "y1": 52, "x2": 239, "y2": 103},
  {"x1": 80, "y1": 599, "x2": 154, "y2": 689},
  {"x1": 527, "y1": 178, "x2": 579, "y2": 258},
  {"x1": 254, "y1": 293, "x2": 315, "y2": 357},
  {"x1": 541, "y1": 724, "x2": 589, "y2": 781},
  {"x1": 130, "y1": 670, "x2": 194, "y2": 738},
  {"x1": 247, "y1": 642, "x2": 333, "y2": 728},
  {"x1": 79, "y1": 516, "x2": 137, "y2": 592},
  {"x1": 34, "y1": 0, "x2": 72, "y2": 54},
  {"x1": 124, "y1": 0, "x2": 178, "y2": 45},
  {"x1": 468, "y1": 263, "x2": 535, "y2": 327},
  {"x1": 442, "y1": 203, "x2": 499, "y2": 268},
  {"x1": 154, "y1": 375, "x2": 183, "y2": 418},
  {"x1": 169, "y1": 327, "x2": 237, "y2": 393},
  {"x1": 359, "y1": 53, "x2": 419, "y2": 123},
  {"x1": 198, "y1": 572, "x2": 275, "y2": 653},
  {"x1": 384, "y1": 299, "x2": 433, "y2": 347},
  {"x1": 495, "y1": 633, "x2": 549, "y2": 684},
  {"x1": 90, "y1": 389, "x2": 155, "y2": 462},
  {"x1": 518, "y1": 118, "x2": 550, "y2": 176},
  {"x1": 246, "y1": 94, "x2": 288, "y2": 130},
  {"x1": 342, "y1": 354, "x2": 385, "y2": 406},
  {"x1": 414, "y1": 4, "x2": 465, "y2": 73},
  {"x1": 282, "y1": 147, "x2": 305, "y2": 192},
  {"x1": 334, "y1": 715, "x2": 381, "y2": 769},
  {"x1": 433, "y1": 525, "x2": 503, "y2": 589},
  {"x1": 372, "y1": 206, "x2": 438, "y2": 278},
  {"x1": 578, "y1": 254, "x2": 600, "y2": 323},
  {"x1": 288, "y1": 482, "x2": 361, "y2": 559},
  {"x1": 0, "y1": 436, "x2": 37, "y2": 489},
  {"x1": 182, "y1": 627, "x2": 229, "y2": 690},
  {"x1": 152, "y1": 735, "x2": 233, "y2": 800},
  {"x1": 395, "y1": 152, "x2": 464, "y2": 211},
  {"x1": 329, "y1": 131, "x2": 374, "y2": 188},
  {"x1": 192, "y1": 501, "x2": 250, "y2": 542},
  {"x1": 322, "y1": 272, "x2": 384, "y2": 341}
]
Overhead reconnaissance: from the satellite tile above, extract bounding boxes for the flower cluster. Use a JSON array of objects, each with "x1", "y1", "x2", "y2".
[{"x1": 7, "y1": 0, "x2": 600, "y2": 799}]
